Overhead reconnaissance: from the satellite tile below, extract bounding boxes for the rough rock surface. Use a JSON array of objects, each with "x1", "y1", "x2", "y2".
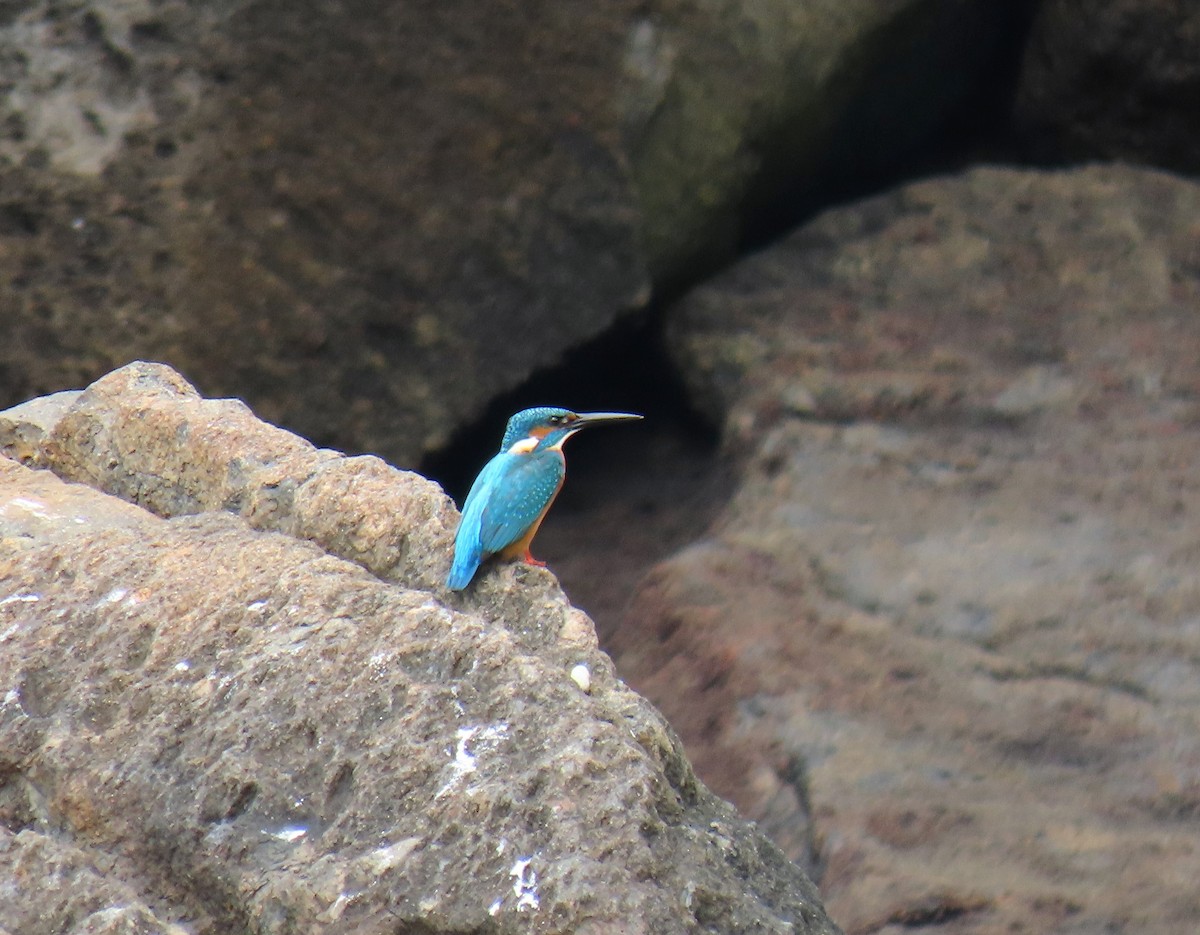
[
  {"x1": 0, "y1": 826, "x2": 190, "y2": 935},
  {"x1": 1, "y1": 0, "x2": 1023, "y2": 461},
  {"x1": 614, "y1": 164, "x2": 1200, "y2": 933},
  {"x1": 1014, "y1": 0, "x2": 1200, "y2": 172},
  {"x1": 0, "y1": 363, "x2": 840, "y2": 935}
]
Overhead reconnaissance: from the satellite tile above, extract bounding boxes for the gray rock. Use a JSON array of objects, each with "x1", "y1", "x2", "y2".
[
  {"x1": 0, "y1": 829, "x2": 189, "y2": 935},
  {"x1": 625, "y1": 0, "x2": 1026, "y2": 283},
  {"x1": 0, "y1": 390, "x2": 81, "y2": 466},
  {"x1": 0, "y1": 0, "x2": 1024, "y2": 462},
  {"x1": 0, "y1": 365, "x2": 840, "y2": 935}
]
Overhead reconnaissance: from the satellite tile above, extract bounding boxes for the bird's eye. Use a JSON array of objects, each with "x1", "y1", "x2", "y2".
[{"x1": 548, "y1": 415, "x2": 563, "y2": 425}]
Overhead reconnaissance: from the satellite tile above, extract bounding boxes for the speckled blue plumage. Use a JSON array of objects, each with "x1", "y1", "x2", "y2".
[
  {"x1": 446, "y1": 408, "x2": 570, "y2": 590},
  {"x1": 499, "y1": 407, "x2": 570, "y2": 452},
  {"x1": 446, "y1": 407, "x2": 640, "y2": 590}
]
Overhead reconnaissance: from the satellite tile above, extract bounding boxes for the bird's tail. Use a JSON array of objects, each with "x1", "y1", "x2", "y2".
[{"x1": 445, "y1": 545, "x2": 481, "y2": 591}]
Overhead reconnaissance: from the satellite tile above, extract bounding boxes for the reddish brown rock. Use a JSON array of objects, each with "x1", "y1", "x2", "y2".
[{"x1": 620, "y1": 164, "x2": 1200, "y2": 933}]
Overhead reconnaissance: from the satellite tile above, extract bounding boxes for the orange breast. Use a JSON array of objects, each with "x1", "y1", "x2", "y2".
[{"x1": 497, "y1": 474, "x2": 565, "y2": 561}]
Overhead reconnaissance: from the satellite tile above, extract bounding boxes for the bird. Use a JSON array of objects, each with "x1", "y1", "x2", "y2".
[{"x1": 445, "y1": 406, "x2": 643, "y2": 590}]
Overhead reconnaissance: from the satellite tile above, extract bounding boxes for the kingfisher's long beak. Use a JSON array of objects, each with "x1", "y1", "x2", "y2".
[{"x1": 573, "y1": 411, "x2": 644, "y2": 428}]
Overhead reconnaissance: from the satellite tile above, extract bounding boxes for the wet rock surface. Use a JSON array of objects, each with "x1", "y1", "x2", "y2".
[
  {"x1": 0, "y1": 364, "x2": 840, "y2": 935},
  {"x1": 607, "y1": 164, "x2": 1200, "y2": 933}
]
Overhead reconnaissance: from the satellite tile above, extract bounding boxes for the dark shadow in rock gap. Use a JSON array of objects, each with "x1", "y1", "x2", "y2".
[
  {"x1": 740, "y1": 0, "x2": 1040, "y2": 259},
  {"x1": 421, "y1": 312, "x2": 734, "y2": 643},
  {"x1": 420, "y1": 3, "x2": 1043, "y2": 637}
]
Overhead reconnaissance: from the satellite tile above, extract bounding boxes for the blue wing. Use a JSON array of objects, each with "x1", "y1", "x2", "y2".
[
  {"x1": 446, "y1": 450, "x2": 564, "y2": 590},
  {"x1": 476, "y1": 450, "x2": 564, "y2": 553}
]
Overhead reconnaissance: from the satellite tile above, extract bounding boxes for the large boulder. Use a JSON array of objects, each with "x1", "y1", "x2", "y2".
[
  {"x1": 0, "y1": 363, "x2": 840, "y2": 935},
  {"x1": 1, "y1": 0, "x2": 1026, "y2": 462},
  {"x1": 615, "y1": 164, "x2": 1200, "y2": 933}
]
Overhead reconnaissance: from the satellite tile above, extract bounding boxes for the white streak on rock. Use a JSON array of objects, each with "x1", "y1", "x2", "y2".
[
  {"x1": 435, "y1": 723, "x2": 509, "y2": 798},
  {"x1": 511, "y1": 856, "x2": 540, "y2": 912},
  {"x1": 0, "y1": 592, "x2": 39, "y2": 607},
  {"x1": 265, "y1": 825, "x2": 308, "y2": 843},
  {"x1": 8, "y1": 497, "x2": 50, "y2": 518}
]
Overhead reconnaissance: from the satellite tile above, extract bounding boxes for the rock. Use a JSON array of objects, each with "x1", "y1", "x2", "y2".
[
  {"x1": 668, "y1": 163, "x2": 1198, "y2": 432},
  {"x1": 0, "y1": 391, "x2": 81, "y2": 466},
  {"x1": 0, "y1": 0, "x2": 648, "y2": 462},
  {"x1": 626, "y1": 0, "x2": 1029, "y2": 283},
  {"x1": 989, "y1": 364, "x2": 1075, "y2": 419},
  {"x1": 41, "y1": 361, "x2": 456, "y2": 593},
  {"x1": 621, "y1": 164, "x2": 1200, "y2": 933},
  {"x1": 0, "y1": 829, "x2": 189, "y2": 935},
  {"x1": 1014, "y1": 0, "x2": 1200, "y2": 171},
  {"x1": 0, "y1": 0, "x2": 1025, "y2": 462},
  {"x1": 0, "y1": 365, "x2": 840, "y2": 935}
]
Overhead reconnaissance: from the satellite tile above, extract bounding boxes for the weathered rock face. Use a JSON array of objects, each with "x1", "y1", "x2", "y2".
[
  {"x1": 616, "y1": 164, "x2": 1200, "y2": 933},
  {"x1": 624, "y1": 0, "x2": 1030, "y2": 285},
  {"x1": 0, "y1": 0, "x2": 1024, "y2": 462},
  {"x1": 0, "y1": 363, "x2": 840, "y2": 935},
  {"x1": 0, "y1": 0, "x2": 649, "y2": 462},
  {"x1": 1014, "y1": 0, "x2": 1200, "y2": 171}
]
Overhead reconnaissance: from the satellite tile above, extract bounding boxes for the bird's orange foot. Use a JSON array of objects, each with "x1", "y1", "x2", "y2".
[{"x1": 523, "y1": 551, "x2": 547, "y2": 567}]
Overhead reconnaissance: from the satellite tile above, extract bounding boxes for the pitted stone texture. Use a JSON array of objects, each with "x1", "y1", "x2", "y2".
[
  {"x1": 40, "y1": 361, "x2": 457, "y2": 592},
  {"x1": 0, "y1": 457, "x2": 839, "y2": 935},
  {"x1": 0, "y1": 391, "x2": 81, "y2": 467},
  {"x1": 0, "y1": 828, "x2": 189, "y2": 935}
]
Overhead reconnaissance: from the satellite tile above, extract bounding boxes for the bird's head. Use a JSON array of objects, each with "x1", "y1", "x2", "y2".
[{"x1": 500, "y1": 407, "x2": 643, "y2": 454}]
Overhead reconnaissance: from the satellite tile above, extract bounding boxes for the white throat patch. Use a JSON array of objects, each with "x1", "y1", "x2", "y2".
[
  {"x1": 547, "y1": 428, "x2": 580, "y2": 451},
  {"x1": 507, "y1": 436, "x2": 540, "y2": 454}
]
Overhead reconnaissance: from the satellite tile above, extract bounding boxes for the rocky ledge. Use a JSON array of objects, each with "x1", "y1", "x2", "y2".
[{"x1": 0, "y1": 362, "x2": 840, "y2": 935}]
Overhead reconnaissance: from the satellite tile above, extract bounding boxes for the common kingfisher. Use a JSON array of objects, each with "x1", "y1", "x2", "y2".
[{"x1": 445, "y1": 406, "x2": 643, "y2": 590}]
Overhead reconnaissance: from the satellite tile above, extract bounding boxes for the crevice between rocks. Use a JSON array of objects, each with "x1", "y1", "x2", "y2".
[{"x1": 421, "y1": 310, "x2": 734, "y2": 643}]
